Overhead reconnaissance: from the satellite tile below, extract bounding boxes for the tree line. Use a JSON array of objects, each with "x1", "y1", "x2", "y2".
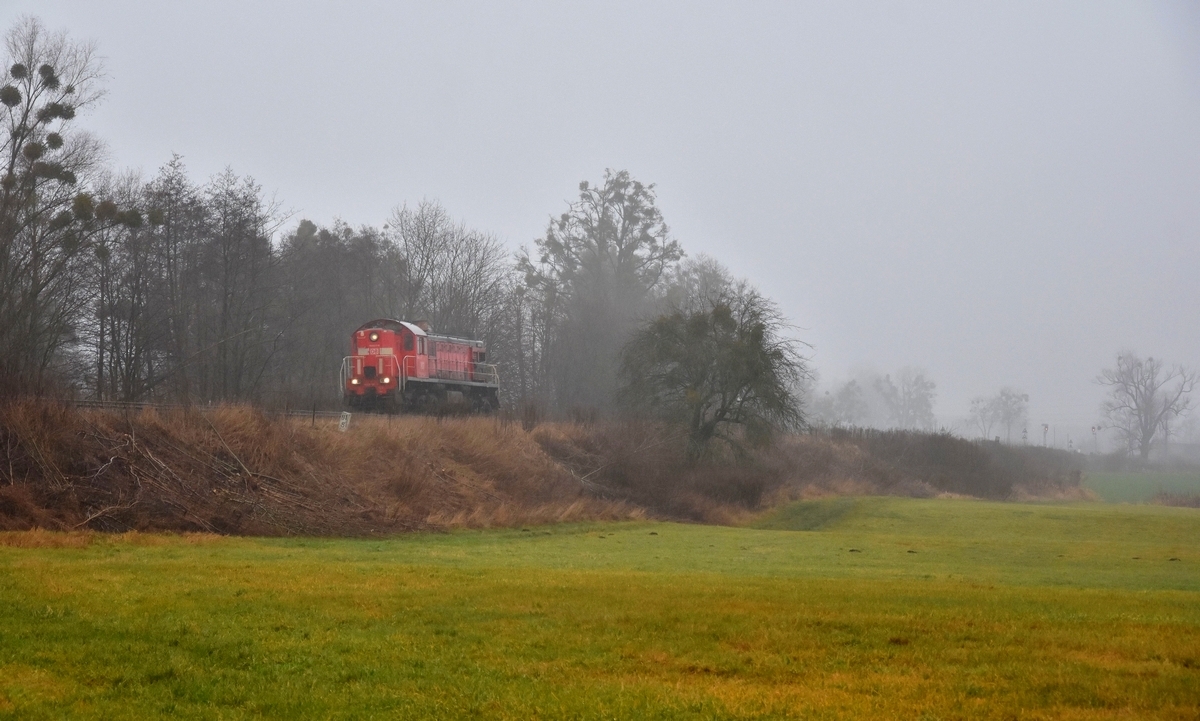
[
  {"x1": 0, "y1": 17, "x2": 809, "y2": 451},
  {"x1": 9, "y1": 16, "x2": 1190, "y2": 460}
]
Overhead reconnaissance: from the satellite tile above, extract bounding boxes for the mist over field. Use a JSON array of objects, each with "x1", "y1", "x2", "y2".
[
  {"x1": 3, "y1": 1, "x2": 1199, "y2": 451},
  {"x1": 4, "y1": 7, "x2": 1200, "y2": 717}
]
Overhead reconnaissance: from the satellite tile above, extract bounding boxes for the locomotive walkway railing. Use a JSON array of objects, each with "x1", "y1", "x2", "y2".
[
  {"x1": 429, "y1": 360, "x2": 499, "y2": 385},
  {"x1": 342, "y1": 356, "x2": 500, "y2": 389}
]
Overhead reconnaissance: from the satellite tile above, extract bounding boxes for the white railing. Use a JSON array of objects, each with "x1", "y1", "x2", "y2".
[
  {"x1": 343, "y1": 356, "x2": 499, "y2": 390},
  {"x1": 430, "y1": 360, "x2": 498, "y2": 385},
  {"x1": 339, "y1": 356, "x2": 360, "y2": 394},
  {"x1": 473, "y1": 362, "x2": 499, "y2": 386}
]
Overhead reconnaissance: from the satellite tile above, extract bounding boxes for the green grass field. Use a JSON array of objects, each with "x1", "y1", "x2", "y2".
[
  {"x1": 2, "y1": 498, "x2": 1198, "y2": 719},
  {"x1": 1084, "y1": 470, "x2": 1200, "y2": 503}
]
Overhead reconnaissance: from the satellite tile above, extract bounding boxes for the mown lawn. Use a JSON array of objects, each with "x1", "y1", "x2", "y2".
[
  {"x1": 1, "y1": 498, "x2": 1198, "y2": 719},
  {"x1": 1084, "y1": 470, "x2": 1200, "y2": 503}
]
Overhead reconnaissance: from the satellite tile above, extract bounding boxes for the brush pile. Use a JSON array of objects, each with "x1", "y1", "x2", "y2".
[{"x1": 0, "y1": 401, "x2": 637, "y2": 534}]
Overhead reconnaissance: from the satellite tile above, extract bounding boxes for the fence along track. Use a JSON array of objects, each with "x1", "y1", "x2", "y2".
[{"x1": 70, "y1": 400, "x2": 346, "y2": 419}]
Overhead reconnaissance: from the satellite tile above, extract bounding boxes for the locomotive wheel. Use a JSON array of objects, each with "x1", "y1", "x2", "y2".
[
  {"x1": 475, "y1": 391, "x2": 498, "y2": 414},
  {"x1": 417, "y1": 392, "x2": 441, "y2": 413}
]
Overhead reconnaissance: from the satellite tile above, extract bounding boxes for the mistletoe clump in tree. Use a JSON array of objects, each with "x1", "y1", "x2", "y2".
[{"x1": 0, "y1": 16, "x2": 139, "y2": 394}]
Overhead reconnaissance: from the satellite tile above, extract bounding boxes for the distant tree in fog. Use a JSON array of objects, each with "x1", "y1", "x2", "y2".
[
  {"x1": 812, "y1": 379, "x2": 869, "y2": 427},
  {"x1": 969, "y1": 387, "x2": 1028, "y2": 442},
  {"x1": 618, "y1": 273, "x2": 806, "y2": 456},
  {"x1": 520, "y1": 170, "x2": 683, "y2": 412},
  {"x1": 1178, "y1": 414, "x2": 1200, "y2": 445},
  {"x1": 1098, "y1": 352, "x2": 1196, "y2": 461},
  {"x1": 968, "y1": 395, "x2": 1000, "y2": 439},
  {"x1": 876, "y1": 368, "x2": 937, "y2": 430},
  {"x1": 994, "y1": 388, "x2": 1028, "y2": 443}
]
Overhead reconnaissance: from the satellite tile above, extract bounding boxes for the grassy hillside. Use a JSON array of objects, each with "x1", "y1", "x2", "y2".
[
  {"x1": 1084, "y1": 470, "x2": 1200, "y2": 503},
  {"x1": 2, "y1": 498, "x2": 1197, "y2": 719}
]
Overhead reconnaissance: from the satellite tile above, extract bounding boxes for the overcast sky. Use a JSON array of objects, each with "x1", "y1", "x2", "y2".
[{"x1": 6, "y1": 1, "x2": 1200, "y2": 441}]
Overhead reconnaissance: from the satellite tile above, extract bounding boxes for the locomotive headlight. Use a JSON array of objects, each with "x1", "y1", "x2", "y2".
[
  {"x1": 381, "y1": 377, "x2": 390, "y2": 384},
  {"x1": 369, "y1": 332, "x2": 380, "y2": 342},
  {"x1": 350, "y1": 378, "x2": 360, "y2": 385}
]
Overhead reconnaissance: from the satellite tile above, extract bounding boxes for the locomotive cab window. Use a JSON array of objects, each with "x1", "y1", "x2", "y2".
[{"x1": 404, "y1": 334, "x2": 414, "y2": 351}]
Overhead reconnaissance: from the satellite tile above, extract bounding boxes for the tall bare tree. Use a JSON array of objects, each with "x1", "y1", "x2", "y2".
[
  {"x1": 968, "y1": 388, "x2": 1027, "y2": 442},
  {"x1": 142, "y1": 154, "x2": 207, "y2": 402},
  {"x1": 385, "y1": 200, "x2": 509, "y2": 342},
  {"x1": 876, "y1": 368, "x2": 937, "y2": 430},
  {"x1": 193, "y1": 169, "x2": 282, "y2": 401},
  {"x1": 0, "y1": 16, "x2": 114, "y2": 395},
  {"x1": 993, "y1": 387, "x2": 1028, "y2": 443},
  {"x1": 85, "y1": 171, "x2": 176, "y2": 401},
  {"x1": 520, "y1": 170, "x2": 683, "y2": 412},
  {"x1": 1098, "y1": 352, "x2": 1196, "y2": 460},
  {"x1": 968, "y1": 395, "x2": 1001, "y2": 439}
]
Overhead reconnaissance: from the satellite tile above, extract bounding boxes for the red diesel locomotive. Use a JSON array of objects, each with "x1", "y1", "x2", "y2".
[{"x1": 340, "y1": 319, "x2": 499, "y2": 412}]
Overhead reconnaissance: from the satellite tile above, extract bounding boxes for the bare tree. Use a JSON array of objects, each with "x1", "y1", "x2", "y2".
[
  {"x1": 85, "y1": 170, "x2": 176, "y2": 401},
  {"x1": 385, "y1": 201, "x2": 509, "y2": 340},
  {"x1": 968, "y1": 387, "x2": 1027, "y2": 442},
  {"x1": 1098, "y1": 352, "x2": 1196, "y2": 460},
  {"x1": 182, "y1": 169, "x2": 283, "y2": 402},
  {"x1": 0, "y1": 16, "x2": 114, "y2": 395},
  {"x1": 812, "y1": 380, "x2": 869, "y2": 427},
  {"x1": 143, "y1": 154, "x2": 207, "y2": 402},
  {"x1": 387, "y1": 200, "x2": 451, "y2": 321},
  {"x1": 876, "y1": 368, "x2": 937, "y2": 430},
  {"x1": 519, "y1": 170, "x2": 683, "y2": 412},
  {"x1": 994, "y1": 387, "x2": 1028, "y2": 443},
  {"x1": 491, "y1": 274, "x2": 560, "y2": 409},
  {"x1": 968, "y1": 395, "x2": 1000, "y2": 439}
]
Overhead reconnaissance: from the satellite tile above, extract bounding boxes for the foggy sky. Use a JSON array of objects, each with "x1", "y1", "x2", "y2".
[{"x1": 7, "y1": 1, "x2": 1200, "y2": 443}]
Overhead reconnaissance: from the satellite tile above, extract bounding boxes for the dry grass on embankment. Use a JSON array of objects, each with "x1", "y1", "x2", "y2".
[
  {"x1": 0, "y1": 401, "x2": 1088, "y2": 535},
  {"x1": 0, "y1": 401, "x2": 638, "y2": 535}
]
